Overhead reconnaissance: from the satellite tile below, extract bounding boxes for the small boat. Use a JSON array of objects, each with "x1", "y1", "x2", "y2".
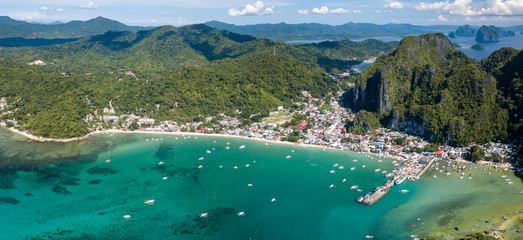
[
  {"x1": 122, "y1": 215, "x2": 131, "y2": 219},
  {"x1": 158, "y1": 162, "x2": 164, "y2": 165},
  {"x1": 350, "y1": 167, "x2": 356, "y2": 171},
  {"x1": 374, "y1": 168, "x2": 381, "y2": 172},
  {"x1": 206, "y1": 150, "x2": 211, "y2": 154},
  {"x1": 239, "y1": 145, "x2": 245, "y2": 149},
  {"x1": 237, "y1": 211, "x2": 245, "y2": 216},
  {"x1": 291, "y1": 150, "x2": 295, "y2": 153},
  {"x1": 338, "y1": 166, "x2": 344, "y2": 170},
  {"x1": 227, "y1": 142, "x2": 230, "y2": 145},
  {"x1": 199, "y1": 212, "x2": 209, "y2": 218},
  {"x1": 162, "y1": 177, "x2": 168, "y2": 180},
  {"x1": 378, "y1": 160, "x2": 383, "y2": 163},
  {"x1": 502, "y1": 175, "x2": 507, "y2": 178},
  {"x1": 198, "y1": 165, "x2": 203, "y2": 169},
  {"x1": 365, "y1": 235, "x2": 374, "y2": 239},
  {"x1": 219, "y1": 165, "x2": 223, "y2": 168},
  {"x1": 341, "y1": 178, "x2": 347, "y2": 183},
  {"x1": 350, "y1": 185, "x2": 358, "y2": 189},
  {"x1": 333, "y1": 163, "x2": 339, "y2": 168},
  {"x1": 353, "y1": 159, "x2": 358, "y2": 162},
  {"x1": 468, "y1": 177, "x2": 472, "y2": 180},
  {"x1": 245, "y1": 164, "x2": 250, "y2": 168},
  {"x1": 362, "y1": 165, "x2": 366, "y2": 168},
  {"x1": 382, "y1": 170, "x2": 387, "y2": 174},
  {"x1": 433, "y1": 175, "x2": 437, "y2": 179},
  {"x1": 357, "y1": 189, "x2": 363, "y2": 192},
  {"x1": 144, "y1": 199, "x2": 155, "y2": 205},
  {"x1": 212, "y1": 140, "x2": 216, "y2": 143},
  {"x1": 328, "y1": 184, "x2": 335, "y2": 188},
  {"x1": 508, "y1": 182, "x2": 514, "y2": 184},
  {"x1": 233, "y1": 166, "x2": 238, "y2": 169},
  {"x1": 105, "y1": 159, "x2": 111, "y2": 163},
  {"x1": 400, "y1": 189, "x2": 409, "y2": 193},
  {"x1": 198, "y1": 157, "x2": 204, "y2": 161},
  {"x1": 271, "y1": 198, "x2": 277, "y2": 202},
  {"x1": 225, "y1": 146, "x2": 230, "y2": 150},
  {"x1": 459, "y1": 176, "x2": 463, "y2": 179},
  {"x1": 286, "y1": 155, "x2": 292, "y2": 159},
  {"x1": 329, "y1": 170, "x2": 336, "y2": 174}
]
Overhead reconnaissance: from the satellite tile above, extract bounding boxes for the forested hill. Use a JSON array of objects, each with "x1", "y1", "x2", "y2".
[
  {"x1": 0, "y1": 16, "x2": 150, "y2": 39},
  {"x1": 342, "y1": 33, "x2": 509, "y2": 147},
  {"x1": 0, "y1": 24, "x2": 397, "y2": 75},
  {"x1": 204, "y1": 20, "x2": 455, "y2": 42}
]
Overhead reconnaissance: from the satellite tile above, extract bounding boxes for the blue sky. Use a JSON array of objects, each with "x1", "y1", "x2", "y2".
[{"x1": 1, "y1": 0, "x2": 523, "y2": 26}]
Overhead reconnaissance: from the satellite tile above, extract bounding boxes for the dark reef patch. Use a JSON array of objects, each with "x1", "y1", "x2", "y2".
[
  {"x1": 24, "y1": 193, "x2": 34, "y2": 197},
  {"x1": 52, "y1": 185, "x2": 71, "y2": 195},
  {"x1": 171, "y1": 207, "x2": 236, "y2": 236},
  {"x1": 155, "y1": 143, "x2": 176, "y2": 160},
  {"x1": 0, "y1": 196, "x2": 21, "y2": 204},
  {"x1": 87, "y1": 166, "x2": 119, "y2": 175},
  {"x1": 151, "y1": 165, "x2": 199, "y2": 180},
  {"x1": 88, "y1": 179, "x2": 103, "y2": 185},
  {"x1": 0, "y1": 167, "x2": 19, "y2": 189}
]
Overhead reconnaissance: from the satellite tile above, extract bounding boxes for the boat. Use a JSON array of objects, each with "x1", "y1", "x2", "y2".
[
  {"x1": 212, "y1": 140, "x2": 216, "y2": 143},
  {"x1": 433, "y1": 175, "x2": 437, "y2": 179},
  {"x1": 395, "y1": 175, "x2": 406, "y2": 185},
  {"x1": 245, "y1": 164, "x2": 250, "y2": 168},
  {"x1": 350, "y1": 167, "x2": 356, "y2": 171},
  {"x1": 199, "y1": 212, "x2": 209, "y2": 218},
  {"x1": 233, "y1": 166, "x2": 238, "y2": 169},
  {"x1": 459, "y1": 176, "x2": 463, "y2": 179},
  {"x1": 338, "y1": 166, "x2": 344, "y2": 170},
  {"x1": 198, "y1": 157, "x2": 204, "y2": 161},
  {"x1": 329, "y1": 170, "x2": 336, "y2": 174},
  {"x1": 353, "y1": 159, "x2": 358, "y2": 162},
  {"x1": 341, "y1": 178, "x2": 347, "y2": 183},
  {"x1": 239, "y1": 145, "x2": 245, "y2": 149},
  {"x1": 382, "y1": 170, "x2": 387, "y2": 174},
  {"x1": 350, "y1": 185, "x2": 358, "y2": 189},
  {"x1": 271, "y1": 198, "x2": 277, "y2": 202},
  {"x1": 378, "y1": 160, "x2": 383, "y2": 163},
  {"x1": 227, "y1": 142, "x2": 230, "y2": 145},
  {"x1": 286, "y1": 155, "x2": 292, "y2": 159},
  {"x1": 502, "y1": 216, "x2": 508, "y2": 221},
  {"x1": 357, "y1": 197, "x2": 364, "y2": 203},
  {"x1": 362, "y1": 165, "x2": 366, "y2": 168},
  {"x1": 105, "y1": 159, "x2": 111, "y2": 163},
  {"x1": 225, "y1": 146, "x2": 230, "y2": 150},
  {"x1": 365, "y1": 235, "x2": 374, "y2": 239},
  {"x1": 400, "y1": 189, "x2": 409, "y2": 193},
  {"x1": 206, "y1": 150, "x2": 211, "y2": 154},
  {"x1": 328, "y1": 184, "x2": 335, "y2": 188},
  {"x1": 219, "y1": 165, "x2": 223, "y2": 168},
  {"x1": 237, "y1": 212, "x2": 245, "y2": 216},
  {"x1": 198, "y1": 165, "x2": 203, "y2": 169},
  {"x1": 357, "y1": 189, "x2": 363, "y2": 192},
  {"x1": 122, "y1": 215, "x2": 131, "y2": 219},
  {"x1": 333, "y1": 163, "x2": 339, "y2": 167},
  {"x1": 144, "y1": 199, "x2": 155, "y2": 205},
  {"x1": 162, "y1": 177, "x2": 168, "y2": 180},
  {"x1": 374, "y1": 168, "x2": 381, "y2": 172}
]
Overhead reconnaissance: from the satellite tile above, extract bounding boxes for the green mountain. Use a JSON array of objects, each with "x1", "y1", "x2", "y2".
[
  {"x1": 204, "y1": 21, "x2": 456, "y2": 42},
  {"x1": 342, "y1": 33, "x2": 508, "y2": 147},
  {"x1": 0, "y1": 16, "x2": 149, "y2": 38},
  {"x1": 0, "y1": 24, "x2": 397, "y2": 75},
  {"x1": 482, "y1": 48, "x2": 523, "y2": 156}
]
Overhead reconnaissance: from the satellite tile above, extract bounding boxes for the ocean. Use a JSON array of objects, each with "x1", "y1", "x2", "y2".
[{"x1": 0, "y1": 127, "x2": 522, "y2": 240}]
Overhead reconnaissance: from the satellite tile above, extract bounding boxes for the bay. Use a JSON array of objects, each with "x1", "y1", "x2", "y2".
[{"x1": 0, "y1": 127, "x2": 522, "y2": 239}]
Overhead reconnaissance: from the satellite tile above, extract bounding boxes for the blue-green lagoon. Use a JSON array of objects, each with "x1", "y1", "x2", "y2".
[{"x1": 0, "y1": 127, "x2": 522, "y2": 239}]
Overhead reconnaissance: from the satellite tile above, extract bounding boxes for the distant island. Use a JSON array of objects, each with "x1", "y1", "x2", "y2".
[
  {"x1": 471, "y1": 44, "x2": 485, "y2": 50},
  {"x1": 448, "y1": 24, "x2": 516, "y2": 43}
]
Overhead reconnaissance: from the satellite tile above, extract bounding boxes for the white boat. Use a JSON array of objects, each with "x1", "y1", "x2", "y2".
[
  {"x1": 433, "y1": 175, "x2": 437, "y2": 179},
  {"x1": 219, "y1": 165, "x2": 223, "y2": 168},
  {"x1": 338, "y1": 166, "x2": 344, "y2": 170},
  {"x1": 333, "y1": 163, "x2": 339, "y2": 167},
  {"x1": 212, "y1": 140, "x2": 216, "y2": 143},
  {"x1": 374, "y1": 168, "x2": 381, "y2": 172},
  {"x1": 225, "y1": 146, "x2": 230, "y2": 150},
  {"x1": 341, "y1": 178, "x2": 347, "y2": 183},
  {"x1": 400, "y1": 189, "x2": 409, "y2": 193},
  {"x1": 144, "y1": 199, "x2": 155, "y2": 205},
  {"x1": 199, "y1": 212, "x2": 209, "y2": 218},
  {"x1": 382, "y1": 170, "x2": 387, "y2": 174},
  {"x1": 227, "y1": 142, "x2": 230, "y2": 145},
  {"x1": 329, "y1": 170, "x2": 336, "y2": 174},
  {"x1": 459, "y1": 176, "x2": 463, "y2": 179},
  {"x1": 158, "y1": 162, "x2": 164, "y2": 165},
  {"x1": 291, "y1": 150, "x2": 295, "y2": 153},
  {"x1": 286, "y1": 155, "x2": 292, "y2": 159},
  {"x1": 271, "y1": 198, "x2": 277, "y2": 202},
  {"x1": 353, "y1": 159, "x2": 358, "y2": 162},
  {"x1": 233, "y1": 166, "x2": 238, "y2": 169},
  {"x1": 378, "y1": 160, "x2": 383, "y2": 163},
  {"x1": 357, "y1": 189, "x2": 363, "y2": 192},
  {"x1": 237, "y1": 211, "x2": 245, "y2": 216},
  {"x1": 328, "y1": 184, "x2": 335, "y2": 188},
  {"x1": 350, "y1": 167, "x2": 356, "y2": 171},
  {"x1": 198, "y1": 165, "x2": 203, "y2": 169},
  {"x1": 350, "y1": 185, "x2": 358, "y2": 189},
  {"x1": 239, "y1": 145, "x2": 245, "y2": 149},
  {"x1": 122, "y1": 215, "x2": 131, "y2": 219},
  {"x1": 198, "y1": 157, "x2": 204, "y2": 161},
  {"x1": 245, "y1": 164, "x2": 250, "y2": 168},
  {"x1": 105, "y1": 159, "x2": 111, "y2": 163},
  {"x1": 362, "y1": 165, "x2": 366, "y2": 168},
  {"x1": 162, "y1": 177, "x2": 168, "y2": 180},
  {"x1": 206, "y1": 150, "x2": 211, "y2": 154}
]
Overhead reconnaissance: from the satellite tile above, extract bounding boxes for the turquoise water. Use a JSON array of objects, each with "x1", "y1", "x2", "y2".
[{"x1": 1, "y1": 128, "x2": 522, "y2": 239}]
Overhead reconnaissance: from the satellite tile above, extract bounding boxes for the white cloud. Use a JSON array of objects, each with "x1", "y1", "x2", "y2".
[
  {"x1": 297, "y1": 9, "x2": 308, "y2": 15},
  {"x1": 465, "y1": 15, "x2": 523, "y2": 21},
  {"x1": 9, "y1": 12, "x2": 47, "y2": 21},
  {"x1": 40, "y1": 6, "x2": 64, "y2": 14},
  {"x1": 309, "y1": 6, "x2": 357, "y2": 14},
  {"x1": 437, "y1": 14, "x2": 449, "y2": 21},
  {"x1": 227, "y1": 1, "x2": 275, "y2": 16},
  {"x1": 416, "y1": 0, "x2": 523, "y2": 16},
  {"x1": 384, "y1": 1, "x2": 404, "y2": 9},
  {"x1": 80, "y1": 2, "x2": 99, "y2": 9}
]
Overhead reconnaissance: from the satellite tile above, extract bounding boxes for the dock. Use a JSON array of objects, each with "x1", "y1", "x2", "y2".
[{"x1": 357, "y1": 157, "x2": 434, "y2": 206}]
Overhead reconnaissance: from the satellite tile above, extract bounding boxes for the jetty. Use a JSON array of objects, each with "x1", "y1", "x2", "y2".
[{"x1": 357, "y1": 158, "x2": 434, "y2": 205}]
